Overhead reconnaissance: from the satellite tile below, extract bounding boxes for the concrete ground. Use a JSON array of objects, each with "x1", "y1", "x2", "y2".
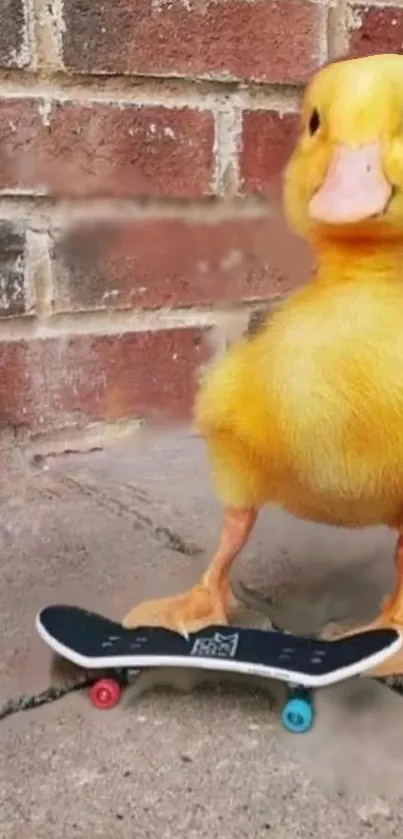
[{"x1": 1, "y1": 429, "x2": 403, "y2": 838}]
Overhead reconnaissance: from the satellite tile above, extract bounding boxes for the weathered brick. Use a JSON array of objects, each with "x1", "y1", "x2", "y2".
[
  {"x1": 348, "y1": 5, "x2": 403, "y2": 56},
  {"x1": 0, "y1": 100, "x2": 213, "y2": 198},
  {"x1": 0, "y1": 221, "x2": 27, "y2": 318},
  {"x1": 240, "y1": 110, "x2": 300, "y2": 196},
  {"x1": 51, "y1": 215, "x2": 308, "y2": 313},
  {"x1": 0, "y1": 0, "x2": 30, "y2": 68},
  {"x1": 62, "y1": 0, "x2": 324, "y2": 84},
  {"x1": 0, "y1": 329, "x2": 210, "y2": 433}
]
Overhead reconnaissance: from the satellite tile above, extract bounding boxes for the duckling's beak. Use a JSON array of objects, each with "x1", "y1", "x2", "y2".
[{"x1": 309, "y1": 142, "x2": 392, "y2": 224}]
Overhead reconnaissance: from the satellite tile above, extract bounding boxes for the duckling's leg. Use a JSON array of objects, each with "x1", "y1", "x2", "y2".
[
  {"x1": 377, "y1": 530, "x2": 403, "y2": 623},
  {"x1": 123, "y1": 507, "x2": 257, "y2": 634},
  {"x1": 350, "y1": 528, "x2": 403, "y2": 677}
]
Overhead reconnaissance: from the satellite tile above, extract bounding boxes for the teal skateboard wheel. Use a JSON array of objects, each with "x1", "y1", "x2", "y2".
[{"x1": 281, "y1": 695, "x2": 314, "y2": 733}]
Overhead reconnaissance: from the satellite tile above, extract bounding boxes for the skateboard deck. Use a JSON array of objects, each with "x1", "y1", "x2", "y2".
[
  {"x1": 36, "y1": 605, "x2": 402, "y2": 734},
  {"x1": 36, "y1": 604, "x2": 401, "y2": 687}
]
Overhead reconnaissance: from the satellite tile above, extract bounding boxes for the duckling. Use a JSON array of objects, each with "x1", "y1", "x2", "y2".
[{"x1": 123, "y1": 55, "x2": 403, "y2": 673}]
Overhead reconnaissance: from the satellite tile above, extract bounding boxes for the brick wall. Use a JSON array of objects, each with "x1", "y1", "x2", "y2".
[{"x1": 0, "y1": 0, "x2": 399, "y2": 442}]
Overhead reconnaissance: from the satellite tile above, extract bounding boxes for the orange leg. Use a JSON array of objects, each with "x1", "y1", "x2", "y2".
[
  {"x1": 378, "y1": 530, "x2": 403, "y2": 624},
  {"x1": 346, "y1": 529, "x2": 403, "y2": 677},
  {"x1": 123, "y1": 507, "x2": 257, "y2": 634}
]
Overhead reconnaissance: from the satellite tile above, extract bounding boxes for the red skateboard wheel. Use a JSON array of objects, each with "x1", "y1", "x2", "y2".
[{"x1": 89, "y1": 678, "x2": 122, "y2": 710}]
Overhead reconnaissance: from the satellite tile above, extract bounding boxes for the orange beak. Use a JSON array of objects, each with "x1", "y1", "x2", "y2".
[{"x1": 309, "y1": 142, "x2": 392, "y2": 224}]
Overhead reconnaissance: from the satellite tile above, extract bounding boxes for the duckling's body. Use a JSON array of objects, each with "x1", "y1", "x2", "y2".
[
  {"x1": 196, "y1": 251, "x2": 403, "y2": 529},
  {"x1": 123, "y1": 55, "x2": 403, "y2": 666}
]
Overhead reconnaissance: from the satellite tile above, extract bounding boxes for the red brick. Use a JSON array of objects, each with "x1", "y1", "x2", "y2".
[
  {"x1": 0, "y1": 100, "x2": 213, "y2": 199},
  {"x1": 240, "y1": 110, "x2": 300, "y2": 196},
  {"x1": 0, "y1": 329, "x2": 210, "y2": 433},
  {"x1": 51, "y1": 216, "x2": 310, "y2": 313},
  {"x1": 348, "y1": 5, "x2": 403, "y2": 56},
  {"x1": 62, "y1": 0, "x2": 324, "y2": 84}
]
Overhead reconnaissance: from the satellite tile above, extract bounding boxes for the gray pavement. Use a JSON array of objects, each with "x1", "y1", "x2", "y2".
[{"x1": 1, "y1": 430, "x2": 403, "y2": 837}]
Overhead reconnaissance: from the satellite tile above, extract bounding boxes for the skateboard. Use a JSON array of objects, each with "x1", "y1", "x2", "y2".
[{"x1": 36, "y1": 604, "x2": 402, "y2": 734}]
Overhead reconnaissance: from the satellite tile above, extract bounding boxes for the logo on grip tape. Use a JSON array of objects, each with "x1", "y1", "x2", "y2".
[{"x1": 190, "y1": 632, "x2": 239, "y2": 659}]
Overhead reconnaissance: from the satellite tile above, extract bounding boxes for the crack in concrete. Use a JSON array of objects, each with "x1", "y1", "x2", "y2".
[
  {"x1": 61, "y1": 476, "x2": 202, "y2": 557},
  {"x1": 378, "y1": 676, "x2": 403, "y2": 698},
  {"x1": 1, "y1": 674, "x2": 402, "y2": 725},
  {"x1": 0, "y1": 677, "x2": 94, "y2": 722}
]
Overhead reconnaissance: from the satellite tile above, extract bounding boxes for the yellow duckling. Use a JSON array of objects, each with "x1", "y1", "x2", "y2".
[{"x1": 123, "y1": 55, "x2": 403, "y2": 673}]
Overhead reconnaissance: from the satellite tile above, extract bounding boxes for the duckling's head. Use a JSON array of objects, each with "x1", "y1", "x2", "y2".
[{"x1": 284, "y1": 54, "x2": 403, "y2": 243}]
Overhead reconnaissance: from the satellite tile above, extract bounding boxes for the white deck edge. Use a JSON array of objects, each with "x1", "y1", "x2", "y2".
[{"x1": 35, "y1": 613, "x2": 403, "y2": 689}]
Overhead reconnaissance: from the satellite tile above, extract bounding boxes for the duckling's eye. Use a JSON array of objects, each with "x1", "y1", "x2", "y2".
[{"x1": 308, "y1": 108, "x2": 321, "y2": 136}]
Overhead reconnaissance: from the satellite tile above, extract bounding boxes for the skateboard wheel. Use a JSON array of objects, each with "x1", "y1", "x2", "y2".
[
  {"x1": 89, "y1": 678, "x2": 122, "y2": 710},
  {"x1": 281, "y1": 696, "x2": 314, "y2": 734}
]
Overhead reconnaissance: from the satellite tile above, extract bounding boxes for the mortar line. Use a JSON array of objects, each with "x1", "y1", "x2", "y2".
[
  {"x1": 0, "y1": 75, "x2": 300, "y2": 110},
  {"x1": 0, "y1": 195, "x2": 273, "y2": 223},
  {"x1": 16, "y1": 0, "x2": 34, "y2": 69},
  {"x1": 327, "y1": 0, "x2": 350, "y2": 59},
  {"x1": 352, "y1": 0, "x2": 403, "y2": 6},
  {"x1": 213, "y1": 103, "x2": 242, "y2": 196},
  {"x1": 0, "y1": 300, "x2": 265, "y2": 342}
]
